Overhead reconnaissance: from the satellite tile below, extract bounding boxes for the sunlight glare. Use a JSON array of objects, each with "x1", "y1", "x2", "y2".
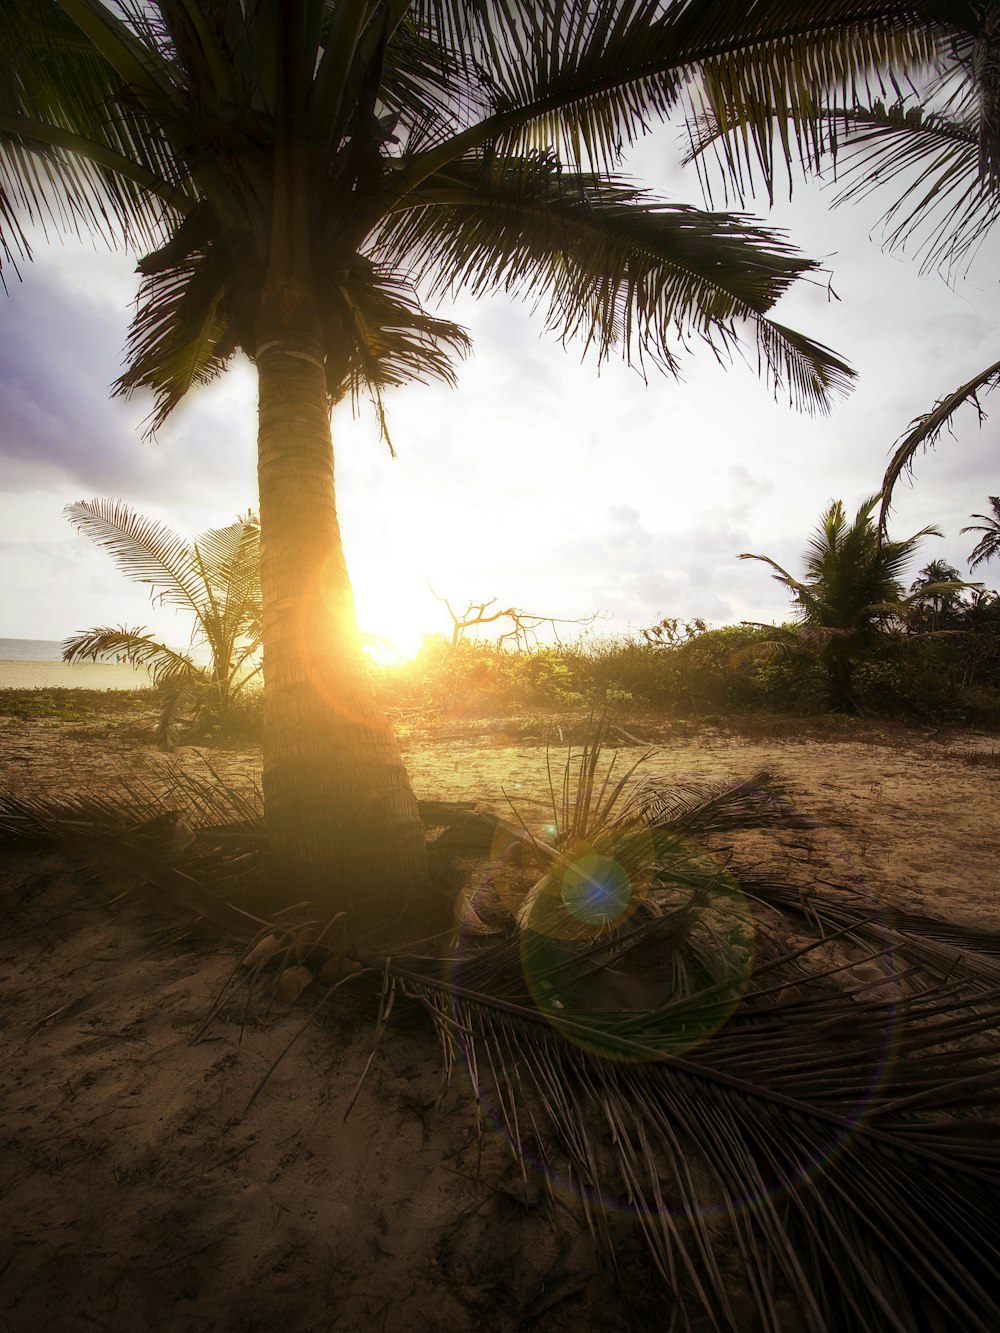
[
  {"x1": 353, "y1": 572, "x2": 441, "y2": 664},
  {"x1": 362, "y1": 626, "x2": 425, "y2": 665}
]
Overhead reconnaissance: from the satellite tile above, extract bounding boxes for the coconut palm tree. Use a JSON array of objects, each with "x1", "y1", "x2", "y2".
[
  {"x1": 740, "y1": 495, "x2": 945, "y2": 710},
  {"x1": 6, "y1": 1, "x2": 959, "y2": 929},
  {"x1": 963, "y1": 495, "x2": 1000, "y2": 569},
  {"x1": 62, "y1": 499, "x2": 262, "y2": 744},
  {"x1": 908, "y1": 556, "x2": 969, "y2": 629}
]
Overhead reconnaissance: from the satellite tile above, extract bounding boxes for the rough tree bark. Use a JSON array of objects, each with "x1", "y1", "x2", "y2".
[{"x1": 254, "y1": 302, "x2": 433, "y2": 939}]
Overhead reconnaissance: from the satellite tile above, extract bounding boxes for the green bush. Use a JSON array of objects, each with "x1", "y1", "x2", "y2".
[{"x1": 367, "y1": 619, "x2": 1000, "y2": 727}]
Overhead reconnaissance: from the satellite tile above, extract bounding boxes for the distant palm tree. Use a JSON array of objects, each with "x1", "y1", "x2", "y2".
[
  {"x1": 63, "y1": 500, "x2": 261, "y2": 744},
  {"x1": 740, "y1": 496, "x2": 946, "y2": 711},
  {"x1": 963, "y1": 496, "x2": 1000, "y2": 570},
  {"x1": 909, "y1": 557, "x2": 969, "y2": 630}
]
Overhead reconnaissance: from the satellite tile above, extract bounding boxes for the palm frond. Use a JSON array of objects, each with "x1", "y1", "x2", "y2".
[
  {"x1": 730, "y1": 632, "x2": 804, "y2": 669},
  {"x1": 189, "y1": 514, "x2": 262, "y2": 680},
  {"x1": 61, "y1": 624, "x2": 202, "y2": 686},
  {"x1": 395, "y1": 903, "x2": 1000, "y2": 1332},
  {"x1": 879, "y1": 361, "x2": 1000, "y2": 529},
  {"x1": 677, "y1": 10, "x2": 949, "y2": 194},
  {"x1": 639, "y1": 770, "x2": 801, "y2": 837},
  {"x1": 377, "y1": 10, "x2": 472, "y2": 155},
  {"x1": 739, "y1": 550, "x2": 809, "y2": 594},
  {"x1": 961, "y1": 496, "x2": 1000, "y2": 570},
  {"x1": 381, "y1": 157, "x2": 853, "y2": 411},
  {"x1": 0, "y1": 0, "x2": 189, "y2": 269},
  {"x1": 410, "y1": 0, "x2": 937, "y2": 180},
  {"x1": 65, "y1": 498, "x2": 208, "y2": 617},
  {"x1": 115, "y1": 245, "x2": 233, "y2": 431},
  {"x1": 323, "y1": 264, "x2": 473, "y2": 406},
  {"x1": 825, "y1": 100, "x2": 1000, "y2": 276},
  {"x1": 192, "y1": 513, "x2": 260, "y2": 600},
  {"x1": 687, "y1": 92, "x2": 1000, "y2": 274}
]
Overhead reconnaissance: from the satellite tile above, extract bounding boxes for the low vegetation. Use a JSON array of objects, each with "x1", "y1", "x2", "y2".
[
  {"x1": 371, "y1": 610, "x2": 1000, "y2": 730},
  {"x1": 6, "y1": 607, "x2": 997, "y2": 746}
]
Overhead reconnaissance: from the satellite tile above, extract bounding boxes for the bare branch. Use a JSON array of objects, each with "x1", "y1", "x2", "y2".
[{"x1": 426, "y1": 582, "x2": 598, "y2": 651}]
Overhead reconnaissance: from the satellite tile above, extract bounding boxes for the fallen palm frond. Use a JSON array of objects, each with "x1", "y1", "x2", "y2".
[
  {"x1": 394, "y1": 905, "x2": 1000, "y2": 1332},
  {"x1": 3, "y1": 725, "x2": 999, "y2": 1330},
  {"x1": 389, "y1": 722, "x2": 1000, "y2": 1331}
]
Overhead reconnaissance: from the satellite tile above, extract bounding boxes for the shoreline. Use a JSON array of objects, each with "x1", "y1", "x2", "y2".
[{"x1": 0, "y1": 658, "x2": 153, "y2": 690}]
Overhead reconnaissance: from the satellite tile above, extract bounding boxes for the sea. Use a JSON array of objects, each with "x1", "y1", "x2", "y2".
[{"x1": 0, "y1": 638, "x2": 65, "y2": 661}]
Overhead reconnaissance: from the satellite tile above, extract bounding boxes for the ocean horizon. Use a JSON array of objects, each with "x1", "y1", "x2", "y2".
[{"x1": 0, "y1": 638, "x2": 66, "y2": 662}]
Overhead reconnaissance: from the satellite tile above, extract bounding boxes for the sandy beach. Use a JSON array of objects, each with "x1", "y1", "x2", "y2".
[
  {"x1": 1, "y1": 704, "x2": 998, "y2": 1329},
  {"x1": 0, "y1": 658, "x2": 152, "y2": 690}
]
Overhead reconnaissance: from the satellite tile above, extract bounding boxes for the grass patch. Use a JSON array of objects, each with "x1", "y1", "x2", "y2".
[
  {"x1": 954, "y1": 748, "x2": 1000, "y2": 769},
  {"x1": 0, "y1": 687, "x2": 158, "y2": 727}
]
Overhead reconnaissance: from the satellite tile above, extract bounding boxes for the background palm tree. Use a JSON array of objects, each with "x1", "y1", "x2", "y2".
[
  {"x1": 4, "y1": 0, "x2": 958, "y2": 928},
  {"x1": 63, "y1": 500, "x2": 262, "y2": 743},
  {"x1": 739, "y1": 496, "x2": 945, "y2": 711},
  {"x1": 908, "y1": 556, "x2": 969, "y2": 630},
  {"x1": 963, "y1": 495, "x2": 1000, "y2": 569}
]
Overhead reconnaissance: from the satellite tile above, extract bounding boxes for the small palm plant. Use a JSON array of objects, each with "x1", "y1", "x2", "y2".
[
  {"x1": 739, "y1": 496, "x2": 957, "y2": 712},
  {"x1": 63, "y1": 500, "x2": 262, "y2": 745}
]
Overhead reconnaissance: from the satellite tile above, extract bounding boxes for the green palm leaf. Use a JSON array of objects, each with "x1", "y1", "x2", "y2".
[
  {"x1": 381, "y1": 158, "x2": 853, "y2": 409},
  {"x1": 190, "y1": 514, "x2": 262, "y2": 687},
  {"x1": 962, "y1": 495, "x2": 1000, "y2": 570},
  {"x1": 61, "y1": 624, "x2": 202, "y2": 685},
  {"x1": 826, "y1": 102, "x2": 1000, "y2": 275},
  {"x1": 65, "y1": 498, "x2": 208, "y2": 616},
  {"x1": 115, "y1": 247, "x2": 233, "y2": 431},
  {"x1": 327, "y1": 267, "x2": 473, "y2": 407},
  {"x1": 65, "y1": 501, "x2": 262, "y2": 741},
  {"x1": 0, "y1": 0, "x2": 188, "y2": 267},
  {"x1": 879, "y1": 361, "x2": 1000, "y2": 527}
]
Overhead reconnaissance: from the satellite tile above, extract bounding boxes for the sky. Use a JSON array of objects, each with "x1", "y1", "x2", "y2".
[{"x1": 1, "y1": 129, "x2": 997, "y2": 659}]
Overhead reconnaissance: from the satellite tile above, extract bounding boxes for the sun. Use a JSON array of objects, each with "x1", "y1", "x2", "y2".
[
  {"x1": 353, "y1": 574, "x2": 441, "y2": 664},
  {"x1": 362, "y1": 627, "x2": 425, "y2": 665}
]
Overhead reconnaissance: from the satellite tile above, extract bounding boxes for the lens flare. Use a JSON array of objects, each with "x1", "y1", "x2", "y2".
[
  {"x1": 560, "y1": 852, "x2": 631, "y2": 925},
  {"x1": 446, "y1": 791, "x2": 904, "y2": 1230}
]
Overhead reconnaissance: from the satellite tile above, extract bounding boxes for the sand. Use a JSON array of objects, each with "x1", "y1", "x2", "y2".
[
  {"x1": 1, "y1": 708, "x2": 998, "y2": 1329},
  {"x1": 0, "y1": 659, "x2": 152, "y2": 690}
]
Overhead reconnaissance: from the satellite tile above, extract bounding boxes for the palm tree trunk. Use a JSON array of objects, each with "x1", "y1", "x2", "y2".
[
  {"x1": 827, "y1": 652, "x2": 857, "y2": 713},
  {"x1": 254, "y1": 319, "x2": 432, "y2": 939}
]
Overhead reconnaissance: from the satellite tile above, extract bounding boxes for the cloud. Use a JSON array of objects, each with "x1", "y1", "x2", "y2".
[{"x1": 0, "y1": 258, "x2": 258, "y2": 520}]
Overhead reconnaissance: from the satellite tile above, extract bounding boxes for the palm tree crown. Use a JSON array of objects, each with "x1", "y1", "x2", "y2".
[
  {"x1": 1, "y1": 1, "x2": 865, "y2": 425},
  {"x1": 963, "y1": 495, "x2": 1000, "y2": 569},
  {"x1": 740, "y1": 495, "x2": 942, "y2": 708}
]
